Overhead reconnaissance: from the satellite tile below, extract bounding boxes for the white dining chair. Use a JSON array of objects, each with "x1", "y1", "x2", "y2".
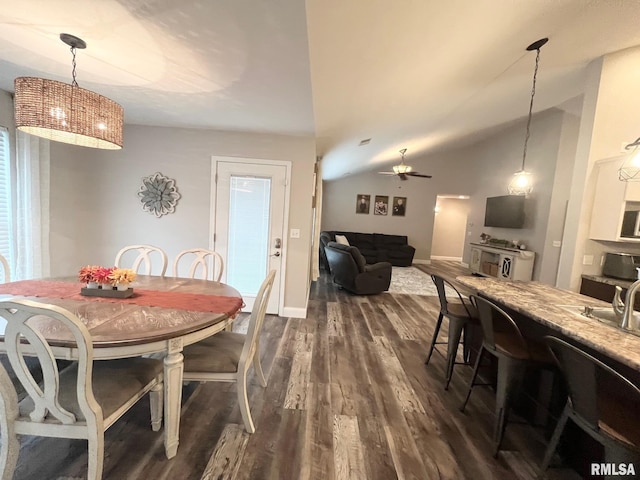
[
  {"x1": 0, "y1": 254, "x2": 9, "y2": 283},
  {"x1": 182, "y1": 270, "x2": 276, "y2": 433},
  {"x1": 0, "y1": 299, "x2": 164, "y2": 480},
  {"x1": 114, "y1": 244, "x2": 168, "y2": 276},
  {"x1": 172, "y1": 248, "x2": 224, "y2": 282}
]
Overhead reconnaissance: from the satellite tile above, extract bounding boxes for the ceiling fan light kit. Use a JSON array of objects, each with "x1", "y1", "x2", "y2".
[
  {"x1": 14, "y1": 33, "x2": 124, "y2": 150},
  {"x1": 379, "y1": 148, "x2": 432, "y2": 181},
  {"x1": 508, "y1": 37, "x2": 548, "y2": 196}
]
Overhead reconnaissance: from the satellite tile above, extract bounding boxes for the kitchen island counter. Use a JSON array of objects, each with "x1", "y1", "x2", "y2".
[{"x1": 456, "y1": 275, "x2": 640, "y2": 372}]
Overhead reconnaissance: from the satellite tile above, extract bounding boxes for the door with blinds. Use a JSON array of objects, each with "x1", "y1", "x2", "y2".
[{"x1": 211, "y1": 157, "x2": 289, "y2": 314}]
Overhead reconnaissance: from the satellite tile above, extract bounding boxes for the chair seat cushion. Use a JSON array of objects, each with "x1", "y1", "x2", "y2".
[
  {"x1": 446, "y1": 302, "x2": 477, "y2": 320},
  {"x1": 19, "y1": 358, "x2": 163, "y2": 422},
  {"x1": 598, "y1": 392, "x2": 640, "y2": 449},
  {"x1": 493, "y1": 333, "x2": 554, "y2": 363},
  {"x1": 183, "y1": 331, "x2": 246, "y2": 373}
]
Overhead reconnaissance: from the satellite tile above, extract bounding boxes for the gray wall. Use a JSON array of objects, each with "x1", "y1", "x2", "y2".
[
  {"x1": 321, "y1": 154, "x2": 475, "y2": 262},
  {"x1": 48, "y1": 124, "x2": 316, "y2": 313},
  {"x1": 461, "y1": 109, "x2": 574, "y2": 281},
  {"x1": 322, "y1": 108, "x2": 579, "y2": 281}
]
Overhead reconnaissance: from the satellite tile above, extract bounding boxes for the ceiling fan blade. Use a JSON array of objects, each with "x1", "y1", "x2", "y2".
[
  {"x1": 378, "y1": 171, "x2": 396, "y2": 175},
  {"x1": 406, "y1": 172, "x2": 432, "y2": 178}
]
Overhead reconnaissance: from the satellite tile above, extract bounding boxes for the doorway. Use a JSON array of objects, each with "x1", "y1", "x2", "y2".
[
  {"x1": 431, "y1": 196, "x2": 470, "y2": 261},
  {"x1": 211, "y1": 157, "x2": 290, "y2": 314}
]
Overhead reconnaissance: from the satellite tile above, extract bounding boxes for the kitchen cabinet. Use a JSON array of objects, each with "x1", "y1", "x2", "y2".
[
  {"x1": 589, "y1": 156, "x2": 640, "y2": 242},
  {"x1": 469, "y1": 243, "x2": 535, "y2": 281},
  {"x1": 580, "y1": 275, "x2": 640, "y2": 310}
]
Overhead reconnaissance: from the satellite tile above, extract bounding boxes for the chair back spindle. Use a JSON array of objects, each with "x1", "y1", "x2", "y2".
[
  {"x1": 114, "y1": 245, "x2": 168, "y2": 276},
  {"x1": 172, "y1": 249, "x2": 224, "y2": 282}
]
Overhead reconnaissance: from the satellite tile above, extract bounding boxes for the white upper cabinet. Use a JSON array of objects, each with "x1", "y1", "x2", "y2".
[{"x1": 589, "y1": 156, "x2": 640, "y2": 242}]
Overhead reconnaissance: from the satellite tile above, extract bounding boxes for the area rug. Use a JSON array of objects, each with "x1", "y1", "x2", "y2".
[{"x1": 388, "y1": 266, "x2": 437, "y2": 295}]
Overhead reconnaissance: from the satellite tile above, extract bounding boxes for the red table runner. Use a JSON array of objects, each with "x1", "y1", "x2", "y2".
[{"x1": 0, "y1": 280, "x2": 243, "y2": 317}]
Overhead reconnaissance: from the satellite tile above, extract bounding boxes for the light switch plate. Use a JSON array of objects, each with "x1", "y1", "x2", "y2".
[
  {"x1": 583, "y1": 254, "x2": 594, "y2": 265},
  {"x1": 290, "y1": 228, "x2": 300, "y2": 239},
  {"x1": 552, "y1": 240, "x2": 561, "y2": 247}
]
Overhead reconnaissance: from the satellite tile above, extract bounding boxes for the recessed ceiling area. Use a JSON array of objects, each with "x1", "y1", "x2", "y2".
[{"x1": 1, "y1": 1, "x2": 640, "y2": 179}]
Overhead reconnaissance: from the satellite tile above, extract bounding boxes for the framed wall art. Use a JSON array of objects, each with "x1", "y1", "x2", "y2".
[
  {"x1": 356, "y1": 194, "x2": 370, "y2": 214},
  {"x1": 374, "y1": 195, "x2": 389, "y2": 215},
  {"x1": 392, "y1": 196, "x2": 407, "y2": 216}
]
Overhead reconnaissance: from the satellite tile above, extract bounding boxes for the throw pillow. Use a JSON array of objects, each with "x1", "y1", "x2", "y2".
[{"x1": 335, "y1": 235, "x2": 350, "y2": 246}]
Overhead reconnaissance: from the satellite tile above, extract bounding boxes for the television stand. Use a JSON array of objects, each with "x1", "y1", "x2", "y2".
[{"x1": 469, "y1": 242, "x2": 535, "y2": 281}]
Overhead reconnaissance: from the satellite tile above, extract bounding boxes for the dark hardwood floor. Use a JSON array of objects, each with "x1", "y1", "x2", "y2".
[{"x1": 12, "y1": 261, "x2": 580, "y2": 479}]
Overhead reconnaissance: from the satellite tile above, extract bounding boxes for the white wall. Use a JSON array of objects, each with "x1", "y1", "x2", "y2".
[
  {"x1": 432, "y1": 197, "x2": 469, "y2": 260},
  {"x1": 49, "y1": 124, "x2": 316, "y2": 315},
  {"x1": 558, "y1": 46, "x2": 640, "y2": 290}
]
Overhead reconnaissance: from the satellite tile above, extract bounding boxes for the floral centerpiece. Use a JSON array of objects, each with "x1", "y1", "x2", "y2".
[
  {"x1": 78, "y1": 265, "x2": 101, "y2": 288},
  {"x1": 109, "y1": 268, "x2": 137, "y2": 291},
  {"x1": 94, "y1": 266, "x2": 115, "y2": 289}
]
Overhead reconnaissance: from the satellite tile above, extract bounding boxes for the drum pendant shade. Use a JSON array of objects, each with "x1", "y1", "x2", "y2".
[{"x1": 13, "y1": 34, "x2": 123, "y2": 150}]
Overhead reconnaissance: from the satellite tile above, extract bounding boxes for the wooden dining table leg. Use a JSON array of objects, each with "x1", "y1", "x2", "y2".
[{"x1": 164, "y1": 338, "x2": 185, "y2": 459}]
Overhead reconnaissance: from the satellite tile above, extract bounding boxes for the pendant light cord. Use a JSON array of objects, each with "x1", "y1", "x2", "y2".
[
  {"x1": 521, "y1": 47, "x2": 541, "y2": 171},
  {"x1": 69, "y1": 45, "x2": 79, "y2": 87}
]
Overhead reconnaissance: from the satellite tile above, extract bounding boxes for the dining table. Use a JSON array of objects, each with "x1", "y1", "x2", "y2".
[{"x1": 0, "y1": 275, "x2": 244, "y2": 459}]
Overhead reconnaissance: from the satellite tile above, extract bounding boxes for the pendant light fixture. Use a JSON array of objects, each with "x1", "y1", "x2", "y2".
[
  {"x1": 508, "y1": 37, "x2": 548, "y2": 195},
  {"x1": 14, "y1": 33, "x2": 123, "y2": 150},
  {"x1": 618, "y1": 138, "x2": 640, "y2": 181}
]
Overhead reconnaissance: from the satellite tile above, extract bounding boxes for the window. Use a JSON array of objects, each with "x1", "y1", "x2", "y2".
[{"x1": 0, "y1": 127, "x2": 13, "y2": 271}]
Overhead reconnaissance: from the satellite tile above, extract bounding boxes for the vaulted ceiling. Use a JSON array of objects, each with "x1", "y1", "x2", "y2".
[{"x1": 1, "y1": 1, "x2": 640, "y2": 180}]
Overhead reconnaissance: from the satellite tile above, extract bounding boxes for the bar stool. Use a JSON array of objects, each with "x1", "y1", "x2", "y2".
[
  {"x1": 425, "y1": 274, "x2": 478, "y2": 389},
  {"x1": 541, "y1": 336, "x2": 640, "y2": 475},
  {"x1": 460, "y1": 295, "x2": 554, "y2": 456}
]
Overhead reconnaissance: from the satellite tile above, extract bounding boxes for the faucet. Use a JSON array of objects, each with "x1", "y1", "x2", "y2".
[
  {"x1": 617, "y1": 279, "x2": 640, "y2": 331},
  {"x1": 613, "y1": 286, "x2": 625, "y2": 320}
]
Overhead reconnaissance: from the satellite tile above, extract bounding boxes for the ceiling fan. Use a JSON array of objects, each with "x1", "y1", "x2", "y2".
[{"x1": 378, "y1": 148, "x2": 432, "y2": 181}]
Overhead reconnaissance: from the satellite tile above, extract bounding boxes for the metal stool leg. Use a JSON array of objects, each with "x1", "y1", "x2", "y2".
[
  {"x1": 444, "y1": 317, "x2": 466, "y2": 390},
  {"x1": 460, "y1": 345, "x2": 485, "y2": 412},
  {"x1": 493, "y1": 357, "x2": 526, "y2": 456},
  {"x1": 425, "y1": 312, "x2": 444, "y2": 365},
  {"x1": 540, "y1": 402, "x2": 571, "y2": 472}
]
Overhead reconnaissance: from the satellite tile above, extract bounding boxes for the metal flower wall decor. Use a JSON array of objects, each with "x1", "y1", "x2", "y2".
[{"x1": 137, "y1": 172, "x2": 181, "y2": 217}]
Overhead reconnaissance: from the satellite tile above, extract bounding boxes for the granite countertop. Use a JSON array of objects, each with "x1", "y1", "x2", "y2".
[
  {"x1": 456, "y1": 275, "x2": 640, "y2": 372},
  {"x1": 581, "y1": 274, "x2": 635, "y2": 289}
]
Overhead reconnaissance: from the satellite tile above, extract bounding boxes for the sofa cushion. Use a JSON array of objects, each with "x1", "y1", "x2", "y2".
[
  {"x1": 387, "y1": 245, "x2": 415, "y2": 257},
  {"x1": 354, "y1": 233, "x2": 375, "y2": 249},
  {"x1": 358, "y1": 247, "x2": 378, "y2": 259},
  {"x1": 374, "y1": 233, "x2": 408, "y2": 246}
]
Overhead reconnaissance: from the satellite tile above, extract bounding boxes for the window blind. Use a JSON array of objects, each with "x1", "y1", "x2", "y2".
[{"x1": 0, "y1": 127, "x2": 13, "y2": 267}]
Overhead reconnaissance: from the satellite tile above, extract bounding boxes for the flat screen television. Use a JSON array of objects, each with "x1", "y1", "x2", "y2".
[{"x1": 484, "y1": 195, "x2": 525, "y2": 228}]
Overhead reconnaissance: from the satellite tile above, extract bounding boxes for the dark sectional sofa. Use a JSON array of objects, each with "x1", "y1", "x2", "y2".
[{"x1": 320, "y1": 230, "x2": 416, "y2": 267}]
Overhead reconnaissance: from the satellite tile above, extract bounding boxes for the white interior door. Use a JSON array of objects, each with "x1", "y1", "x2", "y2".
[{"x1": 212, "y1": 159, "x2": 288, "y2": 314}]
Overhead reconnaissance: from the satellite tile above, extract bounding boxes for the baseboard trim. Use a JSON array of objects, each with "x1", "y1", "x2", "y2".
[
  {"x1": 412, "y1": 259, "x2": 431, "y2": 265},
  {"x1": 431, "y1": 255, "x2": 463, "y2": 262}
]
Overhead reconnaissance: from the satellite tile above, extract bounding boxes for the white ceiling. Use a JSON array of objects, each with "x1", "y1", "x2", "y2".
[{"x1": 1, "y1": 1, "x2": 640, "y2": 180}]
